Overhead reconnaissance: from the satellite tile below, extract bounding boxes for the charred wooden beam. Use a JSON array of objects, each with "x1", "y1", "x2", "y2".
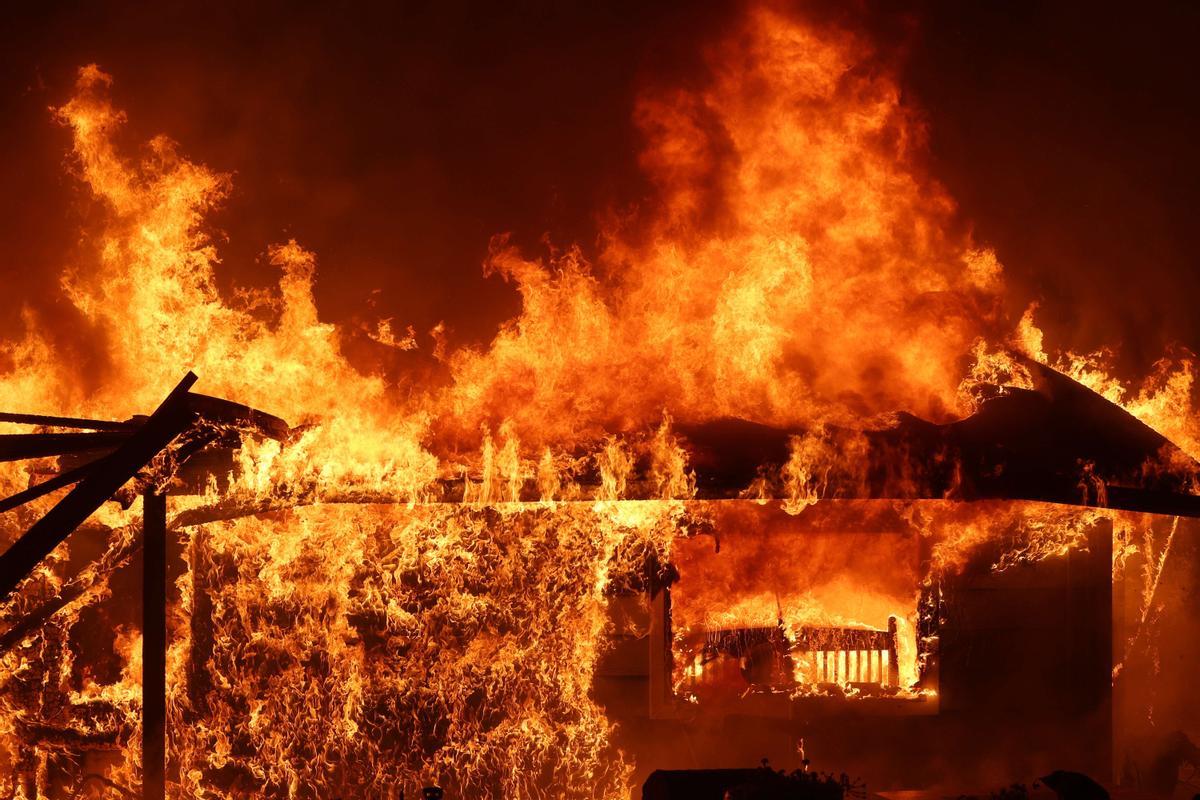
[
  {"x1": 0, "y1": 431, "x2": 130, "y2": 462},
  {"x1": 792, "y1": 625, "x2": 893, "y2": 652},
  {"x1": 0, "y1": 491, "x2": 283, "y2": 660},
  {"x1": 0, "y1": 522, "x2": 139, "y2": 656},
  {"x1": 648, "y1": 581, "x2": 673, "y2": 720},
  {"x1": 0, "y1": 373, "x2": 197, "y2": 602},
  {"x1": 886, "y1": 615, "x2": 900, "y2": 688},
  {"x1": 0, "y1": 411, "x2": 138, "y2": 432},
  {"x1": 0, "y1": 458, "x2": 105, "y2": 514},
  {"x1": 185, "y1": 394, "x2": 289, "y2": 440},
  {"x1": 142, "y1": 491, "x2": 168, "y2": 800},
  {"x1": 18, "y1": 722, "x2": 124, "y2": 750},
  {"x1": 1100, "y1": 486, "x2": 1200, "y2": 518}
]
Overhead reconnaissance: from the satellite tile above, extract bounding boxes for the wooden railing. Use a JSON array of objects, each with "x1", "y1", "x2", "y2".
[
  {"x1": 701, "y1": 616, "x2": 900, "y2": 688},
  {"x1": 792, "y1": 616, "x2": 899, "y2": 687}
]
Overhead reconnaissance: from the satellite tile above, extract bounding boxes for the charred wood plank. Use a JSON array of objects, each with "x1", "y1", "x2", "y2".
[
  {"x1": 0, "y1": 495, "x2": 255, "y2": 660},
  {"x1": 887, "y1": 615, "x2": 900, "y2": 687},
  {"x1": 792, "y1": 625, "x2": 893, "y2": 652},
  {"x1": 142, "y1": 491, "x2": 168, "y2": 800},
  {"x1": 0, "y1": 373, "x2": 198, "y2": 602},
  {"x1": 0, "y1": 411, "x2": 138, "y2": 432},
  {"x1": 0, "y1": 431, "x2": 130, "y2": 462},
  {"x1": 19, "y1": 722, "x2": 124, "y2": 750},
  {"x1": 0, "y1": 522, "x2": 140, "y2": 655},
  {"x1": 0, "y1": 459, "x2": 106, "y2": 514},
  {"x1": 185, "y1": 394, "x2": 289, "y2": 440}
]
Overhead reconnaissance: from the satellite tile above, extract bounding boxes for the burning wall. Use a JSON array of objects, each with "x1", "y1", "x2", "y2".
[{"x1": 172, "y1": 503, "x2": 674, "y2": 798}]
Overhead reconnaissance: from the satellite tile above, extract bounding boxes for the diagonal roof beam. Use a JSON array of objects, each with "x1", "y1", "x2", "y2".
[
  {"x1": 0, "y1": 458, "x2": 106, "y2": 514},
  {"x1": 0, "y1": 372, "x2": 198, "y2": 602}
]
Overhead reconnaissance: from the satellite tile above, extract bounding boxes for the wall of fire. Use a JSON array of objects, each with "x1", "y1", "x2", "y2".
[{"x1": 1, "y1": 503, "x2": 1197, "y2": 798}]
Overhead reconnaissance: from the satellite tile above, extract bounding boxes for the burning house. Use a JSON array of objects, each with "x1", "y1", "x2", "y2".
[{"x1": 0, "y1": 4, "x2": 1199, "y2": 800}]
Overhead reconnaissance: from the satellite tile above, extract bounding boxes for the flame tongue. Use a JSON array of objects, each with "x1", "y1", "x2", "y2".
[{"x1": 439, "y1": 7, "x2": 1007, "y2": 449}]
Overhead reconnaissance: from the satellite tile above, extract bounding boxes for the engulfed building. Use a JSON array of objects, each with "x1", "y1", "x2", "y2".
[{"x1": 2, "y1": 358, "x2": 1198, "y2": 798}]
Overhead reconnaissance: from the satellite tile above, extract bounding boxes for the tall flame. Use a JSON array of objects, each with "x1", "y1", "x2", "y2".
[{"x1": 441, "y1": 6, "x2": 1006, "y2": 448}]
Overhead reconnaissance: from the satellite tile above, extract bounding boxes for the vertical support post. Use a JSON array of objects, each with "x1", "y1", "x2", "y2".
[
  {"x1": 915, "y1": 525, "x2": 940, "y2": 694},
  {"x1": 1068, "y1": 519, "x2": 1113, "y2": 780},
  {"x1": 143, "y1": 491, "x2": 167, "y2": 800},
  {"x1": 648, "y1": 584, "x2": 677, "y2": 719},
  {"x1": 886, "y1": 616, "x2": 899, "y2": 688}
]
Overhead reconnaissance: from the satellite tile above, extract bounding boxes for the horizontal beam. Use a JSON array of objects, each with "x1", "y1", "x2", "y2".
[
  {"x1": 0, "y1": 411, "x2": 138, "y2": 432},
  {"x1": 793, "y1": 626, "x2": 893, "y2": 652},
  {"x1": 0, "y1": 431, "x2": 130, "y2": 462}
]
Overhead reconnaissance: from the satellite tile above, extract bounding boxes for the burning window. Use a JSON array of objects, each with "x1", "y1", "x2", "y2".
[{"x1": 664, "y1": 503, "x2": 928, "y2": 708}]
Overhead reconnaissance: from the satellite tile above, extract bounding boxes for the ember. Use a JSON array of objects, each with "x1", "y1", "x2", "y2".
[{"x1": 0, "y1": 3, "x2": 1198, "y2": 800}]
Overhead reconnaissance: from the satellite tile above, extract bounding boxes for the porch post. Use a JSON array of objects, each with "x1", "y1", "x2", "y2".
[{"x1": 142, "y1": 490, "x2": 168, "y2": 800}]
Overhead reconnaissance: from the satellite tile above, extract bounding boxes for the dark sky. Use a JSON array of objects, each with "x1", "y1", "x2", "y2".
[{"x1": 1, "y1": 1, "x2": 1198, "y2": 384}]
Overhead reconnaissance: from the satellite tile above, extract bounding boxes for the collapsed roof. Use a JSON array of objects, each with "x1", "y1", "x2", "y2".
[{"x1": 680, "y1": 355, "x2": 1200, "y2": 516}]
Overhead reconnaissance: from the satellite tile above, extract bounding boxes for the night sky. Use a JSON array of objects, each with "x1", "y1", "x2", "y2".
[{"x1": 1, "y1": 1, "x2": 1198, "y2": 386}]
